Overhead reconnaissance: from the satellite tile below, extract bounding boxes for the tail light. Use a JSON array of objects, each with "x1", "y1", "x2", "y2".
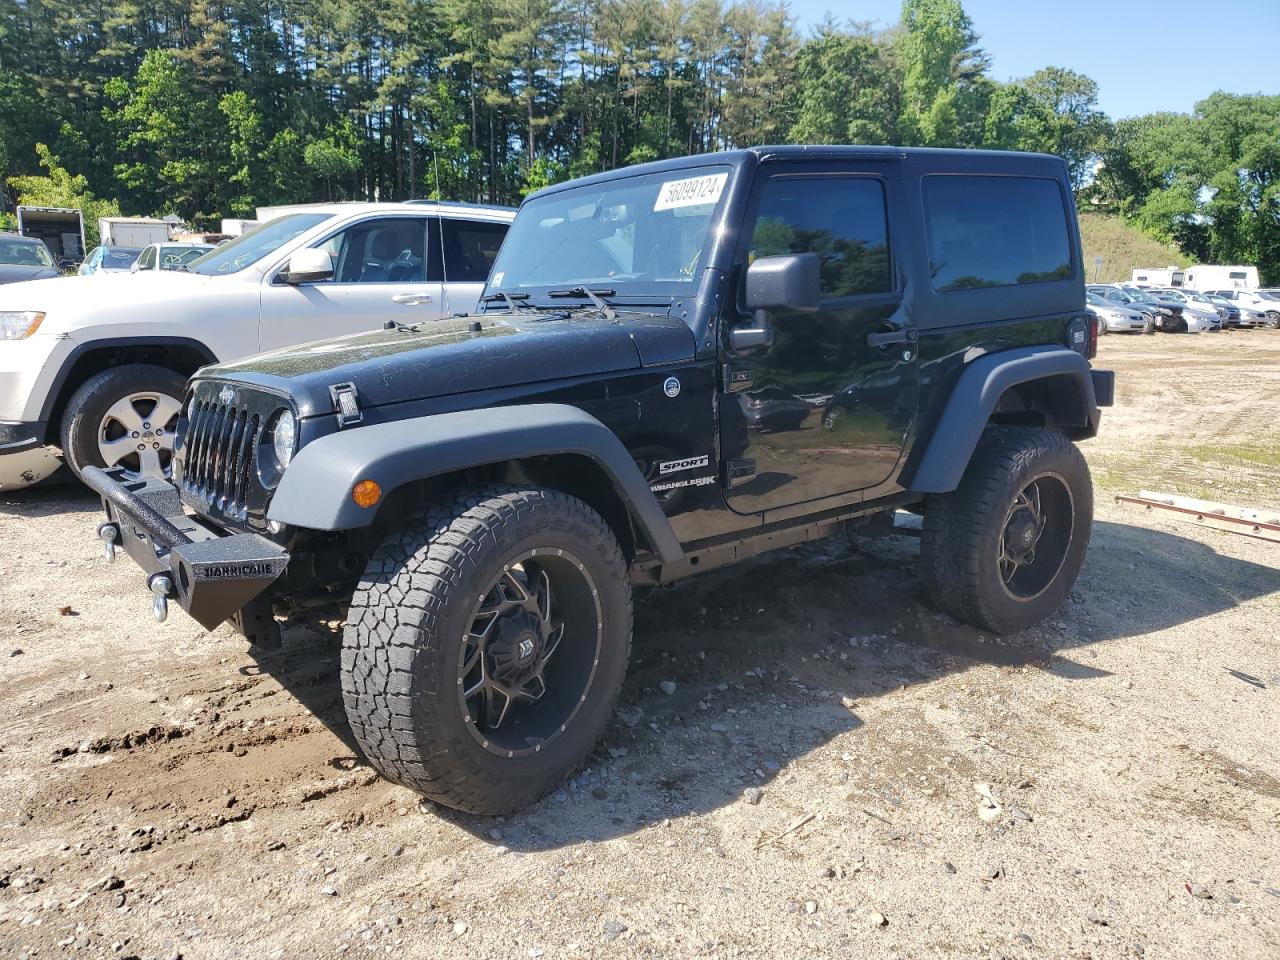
[{"x1": 1067, "y1": 312, "x2": 1098, "y2": 360}]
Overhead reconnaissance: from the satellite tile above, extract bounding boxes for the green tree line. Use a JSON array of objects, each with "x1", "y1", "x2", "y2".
[{"x1": 0, "y1": 0, "x2": 1275, "y2": 278}]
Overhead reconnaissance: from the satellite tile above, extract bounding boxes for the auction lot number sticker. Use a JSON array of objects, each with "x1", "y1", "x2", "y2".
[{"x1": 654, "y1": 172, "x2": 728, "y2": 211}]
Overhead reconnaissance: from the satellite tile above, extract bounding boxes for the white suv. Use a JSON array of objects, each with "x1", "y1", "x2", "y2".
[{"x1": 0, "y1": 202, "x2": 514, "y2": 491}]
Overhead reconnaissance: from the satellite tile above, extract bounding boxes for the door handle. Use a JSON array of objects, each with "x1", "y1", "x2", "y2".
[
  {"x1": 392, "y1": 293, "x2": 433, "y2": 305},
  {"x1": 866, "y1": 326, "x2": 918, "y2": 350}
]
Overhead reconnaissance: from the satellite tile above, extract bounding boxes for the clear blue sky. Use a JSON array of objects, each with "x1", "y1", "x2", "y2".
[{"x1": 786, "y1": 0, "x2": 1280, "y2": 119}]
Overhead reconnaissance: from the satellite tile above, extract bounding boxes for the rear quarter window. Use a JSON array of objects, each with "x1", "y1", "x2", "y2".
[{"x1": 924, "y1": 175, "x2": 1073, "y2": 292}]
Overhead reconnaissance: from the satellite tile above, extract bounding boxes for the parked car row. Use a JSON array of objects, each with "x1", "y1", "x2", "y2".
[
  {"x1": 1087, "y1": 282, "x2": 1280, "y2": 334},
  {"x1": 79, "y1": 240, "x2": 218, "y2": 276}
]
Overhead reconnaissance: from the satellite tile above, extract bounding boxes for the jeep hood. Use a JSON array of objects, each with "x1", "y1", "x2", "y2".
[{"x1": 198, "y1": 311, "x2": 697, "y2": 417}]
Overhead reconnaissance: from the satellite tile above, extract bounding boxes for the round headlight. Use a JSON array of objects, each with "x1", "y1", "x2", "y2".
[{"x1": 272, "y1": 410, "x2": 297, "y2": 468}]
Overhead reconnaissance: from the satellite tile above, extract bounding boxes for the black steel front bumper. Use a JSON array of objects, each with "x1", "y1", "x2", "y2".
[{"x1": 83, "y1": 466, "x2": 288, "y2": 640}]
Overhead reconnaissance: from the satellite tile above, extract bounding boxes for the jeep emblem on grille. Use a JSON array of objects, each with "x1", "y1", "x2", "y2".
[{"x1": 218, "y1": 385, "x2": 235, "y2": 405}]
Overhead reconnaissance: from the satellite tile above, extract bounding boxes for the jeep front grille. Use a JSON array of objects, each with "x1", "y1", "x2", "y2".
[{"x1": 182, "y1": 399, "x2": 262, "y2": 515}]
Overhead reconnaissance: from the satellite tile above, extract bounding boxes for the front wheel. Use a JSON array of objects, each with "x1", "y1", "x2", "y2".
[
  {"x1": 60, "y1": 364, "x2": 186, "y2": 482},
  {"x1": 341, "y1": 485, "x2": 633, "y2": 815},
  {"x1": 921, "y1": 427, "x2": 1093, "y2": 635}
]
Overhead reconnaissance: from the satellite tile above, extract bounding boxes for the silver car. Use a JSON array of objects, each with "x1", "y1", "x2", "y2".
[{"x1": 1087, "y1": 292, "x2": 1150, "y2": 333}]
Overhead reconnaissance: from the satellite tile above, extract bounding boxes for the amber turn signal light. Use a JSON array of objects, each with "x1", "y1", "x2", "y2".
[{"x1": 352, "y1": 479, "x2": 382, "y2": 508}]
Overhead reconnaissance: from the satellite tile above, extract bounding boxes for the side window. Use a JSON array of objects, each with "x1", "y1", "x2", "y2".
[
  {"x1": 924, "y1": 175, "x2": 1072, "y2": 291},
  {"x1": 441, "y1": 219, "x2": 508, "y2": 283},
  {"x1": 316, "y1": 218, "x2": 431, "y2": 284},
  {"x1": 749, "y1": 177, "x2": 891, "y2": 299}
]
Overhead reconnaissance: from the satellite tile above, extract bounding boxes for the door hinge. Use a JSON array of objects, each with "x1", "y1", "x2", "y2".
[
  {"x1": 722, "y1": 365, "x2": 753, "y2": 393},
  {"x1": 724, "y1": 458, "x2": 756, "y2": 487}
]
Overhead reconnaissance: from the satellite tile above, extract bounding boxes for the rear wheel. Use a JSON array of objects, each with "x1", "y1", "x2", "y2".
[
  {"x1": 921, "y1": 427, "x2": 1093, "y2": 635},
  {"x1": 341, "y1": 485, "x2": 633, "y2": 814},
  {"x1": 60, "y1": 364, "x2": 186, "y2": 482}
]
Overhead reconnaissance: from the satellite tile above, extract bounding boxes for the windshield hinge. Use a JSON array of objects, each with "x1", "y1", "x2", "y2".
[
  {"x1": 724, "y1": 458, "x2": 756, "y2": 488},
  {"x1": 722, "y1": 365, "x2": 753, "y2": 393},
  {"x1": 330, "y1": 382, "x2": 362, "y2": 427}
]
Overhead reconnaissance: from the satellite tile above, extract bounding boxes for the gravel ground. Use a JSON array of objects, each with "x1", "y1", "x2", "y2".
[{"x1": 1, "y1": 331, "x2": 1278, "y2": 960}]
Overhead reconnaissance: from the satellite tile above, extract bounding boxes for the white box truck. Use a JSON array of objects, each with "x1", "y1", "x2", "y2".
[
  {"x1": 16, "y1": 206, "x2": 86, "y2": 265},
  {"x1": 220, "y1": 218, "x2": 260, "y2": 237},
  {"x1": 1131, "y1": 266, "x2": 1186, "y2": 288},
  {"x1": 1184, "y1": 265, "x2": 1259, "y2": 291},
  {"x1": 98, "y1": 217, "x2": 172, "y2": 247}
]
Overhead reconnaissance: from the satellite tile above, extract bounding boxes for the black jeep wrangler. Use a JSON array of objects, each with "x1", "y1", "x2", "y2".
[{"x1": 86, "y1": 146, "x2": 1113, "y2": 814}]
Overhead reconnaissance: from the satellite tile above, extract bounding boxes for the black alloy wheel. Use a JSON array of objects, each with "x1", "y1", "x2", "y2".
[
  {"x1": 458, "y1": 551, "x2": 602, "y2": 758},
  {"x1": 996, "y1": 474, "x2": 1075, "y2": 603}
]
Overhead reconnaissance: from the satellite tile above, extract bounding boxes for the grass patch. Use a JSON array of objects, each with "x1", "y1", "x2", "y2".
[
  {"x1": 1087, "y1": 452, "x2": 1154, "y2": 494},
  {"x1": 1088, "y1": 447, "x2": 1271, "y2": 507},
  {"x1": 1078, "y1": 212, "x2": 1188, "y2": 284},
  {"x1": 1185, "y1": 444, "x2": 1280, "y2": 469}
]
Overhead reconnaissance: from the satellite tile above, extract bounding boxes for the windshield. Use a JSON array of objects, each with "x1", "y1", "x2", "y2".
[
  {"x1": 1121, "y1": 287, "x2": 1154, "y2": 302},
  {"x1": 103, "y1": 247, "x2": 143, "y2": 268},
  {"x1": 0, "y1": 238, "x2": 54, "y2": 267},
  {"x1": 486, "y1": 166, "x2": 732, "y2": 299},
  {"x1": 186, "y1": 214, "x2": 331, "y2": 276},
  {"x1": 1086, "y1": 293, "x2": 1106, "y2": 306},
  {"x1": 160, "y1": 246, "x2": 214, "y2": 270}
]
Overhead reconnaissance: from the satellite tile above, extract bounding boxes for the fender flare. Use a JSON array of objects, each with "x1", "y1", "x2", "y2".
[
  {"x1": 267, "y1": 403, "x2": 684, "y2": 564},
  {"x1": 906, "y1": 346, "x2": 1099, "y2": 494},
  {"x1": 38, "y1": 335, "x2": 219, "y2": 423}
]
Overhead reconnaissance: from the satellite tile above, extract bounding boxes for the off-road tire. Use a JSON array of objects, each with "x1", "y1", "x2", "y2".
[
  {"x1": 60, "y1": 364, "x2": 186, "y2": 480},
  {"x1": 341, "y1": 485, "x2": 633, "y2": 815},
  {"x1": 921, "y1": 427, "x2": 1092, "y2": 635}
]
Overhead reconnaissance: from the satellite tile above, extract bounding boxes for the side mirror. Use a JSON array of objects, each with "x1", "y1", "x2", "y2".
[
  {"x1": 283, "y1": 248, "x2": 334, "y2": 284},
  {"x1": 745, "y1": 253, "x2": 821, "y2": 313},
  {"x1": 730, "y1": 253, "x2": 821, "y2": 352}
]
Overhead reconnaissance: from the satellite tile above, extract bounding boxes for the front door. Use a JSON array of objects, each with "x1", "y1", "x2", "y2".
[
  {"x1": 721, "y1": 166, "x2": 918, "y2": 515},
  {"x1": 257, "y1": 215, "x2": 444, "y2": 351}
]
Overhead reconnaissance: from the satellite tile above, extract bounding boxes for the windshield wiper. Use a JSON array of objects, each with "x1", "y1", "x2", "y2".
[
  {"x1": 549, "y1": 286, "x2": 617, "y2": 321},
  {"x1": 481, "y1": 291, "x2": 538, "y2": 314},
  {"x1": 479, "y1": 290, "x2": 571, "y2": 321}
]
